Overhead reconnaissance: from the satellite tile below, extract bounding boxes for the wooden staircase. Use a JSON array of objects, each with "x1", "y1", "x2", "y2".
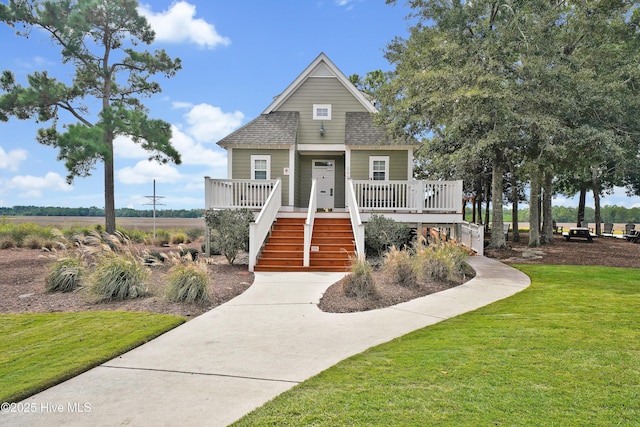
[{"x1": 254, "y1": 216, "x2": 355, "y2": 272}]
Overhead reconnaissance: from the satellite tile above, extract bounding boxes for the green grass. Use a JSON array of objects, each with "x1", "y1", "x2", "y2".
[
  {"x1": 0, "y1": 312, "x2": 184, "y2": 403},
  {"x1": 233, "y1": 265, "x2": 640, "y2": 426}
]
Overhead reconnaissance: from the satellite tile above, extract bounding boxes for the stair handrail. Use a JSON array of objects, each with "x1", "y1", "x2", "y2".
[
  {"x1": 303, "y1": 179, "x2": 318, "y2": 267},
  {"x1": 249, "y1": 179, "x2": 282, "y2": 272},
  {"x1": 346, "y1": 179, "x2": 365, "y2": 260}
]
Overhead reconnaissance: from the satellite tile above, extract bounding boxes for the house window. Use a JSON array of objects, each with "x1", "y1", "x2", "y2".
[
  {"x1": 251, "y1": 155, "x2": 270, "y2": 180},
  {"x1": 313, "y1": 104, "x2": 332, "y2": 120},
  {"x1": 369, "y1": 156, "x2": 389, "y2": 181}
]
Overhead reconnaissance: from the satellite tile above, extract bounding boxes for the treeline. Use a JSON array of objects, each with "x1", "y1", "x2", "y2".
[
  {"x1": 502, "y1": 206, "x2": 640, "y2": 224},
  {"x1": 0, "y1": 206, "x2": 204, "y2": 218}
]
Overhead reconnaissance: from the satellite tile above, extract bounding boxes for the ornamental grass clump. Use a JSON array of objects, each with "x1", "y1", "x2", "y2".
[
  {"x1": 383, "y1": 245, "x2": 419, "y2": 288},
  {"x1": 81, "y1": 231, "x2": 150, "y2": 301},
  {"x1": 166, "y1": 263, "x2": 210, "y2": 304},
  {"x1": 90, "y1": 252, "x2": 149, "y2": 301},
  {"x1": 343, "y1": 255, "x2": 378, "y2": 299},
  {"x1": 414, "y1": 236, "x2": 469, "y2": 283},
  {"x1": 45, "y1": 256, "x2": 85, "y2": 293}
]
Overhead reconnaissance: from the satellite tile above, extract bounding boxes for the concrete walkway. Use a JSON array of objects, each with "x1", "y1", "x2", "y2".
[{"x1": 4, "y1": 256, "x2": 529, "y2": 427}]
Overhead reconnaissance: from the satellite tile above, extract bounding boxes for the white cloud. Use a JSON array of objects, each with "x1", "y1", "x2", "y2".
[
  {"x1": 185, "y1": 103, "x2": 244, "y2": 143},
  {"x1": 0, "y1": 147, "x2": 28, "y2": 171},
  {"x1": 139, "y1": 1, "x2": 231, "y2": 49},
  {"x1": 172, "y1": 101, "x2": 194, "y2": 109},
  {"x1": 113, "y1": 135, "x2": 149, "y2": 159},
  {"x1": 171, "y1": 125, "x2": 227, "y2": 166},
  {"x1": 117, "y1": 161, "x2": 182, "y2": 185},
  {"x1": 7, "y1": 172, "x2": 73, "y2": 198}
]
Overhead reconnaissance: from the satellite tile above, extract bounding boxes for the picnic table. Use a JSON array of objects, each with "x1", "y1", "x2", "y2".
[{"x1": 563, "y1": 227, "x2": 593, "y2": 242}]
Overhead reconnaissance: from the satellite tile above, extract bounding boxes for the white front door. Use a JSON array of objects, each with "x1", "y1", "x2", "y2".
[{"x1": 312, "y1": 160, "x2": 335, "y2": 209}]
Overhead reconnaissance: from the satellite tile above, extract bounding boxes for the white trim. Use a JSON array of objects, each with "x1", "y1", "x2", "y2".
[
  {"x1": 407, "y1": 150, "x2": 413, "y2": 180},
  {"x1": 227, "y1": 149, "x2": 233, "y2": 179},
  {"x1": 251, "y1": 155, "x2": 271, "y2": 180},
  {"x1": 262, "y1": 53, "x2": 377, "y2": 114},
  {"x1": 289, "y1": 147, "x2": 296, "y2": 206},
  {"x1": 297, "y1": 143, "x2": 346, "y2": 152},
  {"x1": 369, "y1": 155, "x2": 389, "y2": 181}
]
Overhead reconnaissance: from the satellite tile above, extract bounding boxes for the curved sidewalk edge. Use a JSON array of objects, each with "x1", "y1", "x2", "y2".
[{"x1": 3, "y1": 256, "x2": 530, "y2": 427}]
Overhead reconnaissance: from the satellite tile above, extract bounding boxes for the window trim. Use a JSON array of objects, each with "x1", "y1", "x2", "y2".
[
  {"x1": 369, "y1": 156, "x2": 389, "y2": 181},
  {"x1": 313, "y1": 104, "x2": 332, "y2": 120},
  {"x1": 251, "y1": 155, "x2": 271, "y2": 180}
]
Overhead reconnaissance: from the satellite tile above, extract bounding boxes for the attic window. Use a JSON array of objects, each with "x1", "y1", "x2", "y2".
[{"x1": 313, "y1": 104, "x2": 332, "y2": 120}]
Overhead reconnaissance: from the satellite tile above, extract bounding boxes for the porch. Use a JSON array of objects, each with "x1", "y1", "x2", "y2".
[{"x1": 204, "y1": 177, "x2": 482, "y2": 271}]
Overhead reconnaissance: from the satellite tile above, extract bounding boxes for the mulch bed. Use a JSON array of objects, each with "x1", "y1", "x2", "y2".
[{"x1": 2, "y1": 233, "x2": 638, "y2": 319}]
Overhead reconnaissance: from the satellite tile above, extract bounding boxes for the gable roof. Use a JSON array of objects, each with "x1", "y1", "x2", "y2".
[
  {"x1": 217, "y1": 111, "x2": 298, "y2": 147},
  {"x1": 262, "y1": 52, "x2": 377, "y2": 115}
]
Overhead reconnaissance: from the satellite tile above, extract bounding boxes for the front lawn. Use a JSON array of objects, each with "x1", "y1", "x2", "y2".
[
  {"x1": 0, "y1": 312, "x2": 184, "y2": 403},
  {"x1": 234, "y1": 265, "x2": 640, "y2": 426}
]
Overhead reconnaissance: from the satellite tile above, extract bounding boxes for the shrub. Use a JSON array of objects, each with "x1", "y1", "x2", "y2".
[
  {"x1": 118, "y1": 227, "x2": 148, "y2": 244},
  {"x1": 165, "y1": 263, "x2": 210, "y2": 304},
  {"x1": 179, "y1": 247, "x2": 199, "y2": 261},
  {"x1": 23, "y1": 235, "x2": 45, "y2": 250},
  {"x1": 170, "y1": 232, "x2": 187, "y2": 245},
  {"x1": 0, "y1": 237, "x2": 15, "y2": 249},
  {"x1": 89, "y1": 253, "x2": 149, "y2": 301},
  {"x1": 364, "y1": 214, "x2": 412, "y2": 257},
  {"x1": 383, "y1": 245, "x2": 419, "y2": 288},
  {"x1": 185, "y1": 227, "x2": 205, "y2": 242},
  {"x1": 343, "y1": 255, "x2": 378, "y2": 299},
  {"x1": 46, "y1": 257, "x2": 85, "y2": 293},
  {"x1": 154, "y1": 230, "x2": 171, "y2": 246},
  {"x1": 204, "y1": 208, "x2": 253, "y2": 264}
]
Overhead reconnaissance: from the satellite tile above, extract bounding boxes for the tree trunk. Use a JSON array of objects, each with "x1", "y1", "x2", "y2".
[
  {"x1": 528, "y1": 169, "x2": 541, "y2": 247},
  {"x1": 510, "y1": 173, "x2": 520, "y2": 242},
  {"x1": 541, "y1": 171, "x2": 554, "y2": 244},
  {"x1": 489, "y1": 162, "x2": 505, "y2": 249},
  {"x1": 104, "y1": 131, "x2": 116, "y2": 234},
  {"x1": 483, "y1": 180, "x2": 491, "y2": 231},
  {"x1": 592, "y1": 169, "x2": 602, "y2": 236},
  {"x1": 577, "y1": 184, "x2": 587, "y2": 227}
]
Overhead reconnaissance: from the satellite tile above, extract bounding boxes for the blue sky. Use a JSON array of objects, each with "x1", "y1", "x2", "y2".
[{"x1": 0, "y1": 0, "x2": 637, "y2": 210}]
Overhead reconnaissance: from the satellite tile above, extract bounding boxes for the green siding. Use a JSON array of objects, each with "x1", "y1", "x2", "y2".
[
  {"x1": 350, "y1": 150, "x2": 408, "y2": 180},
  {"x1": 277, "y1": 77, "x2": 368, "y2": 145},
  {"x1": 231, "y1": 149, "x2": 291, "y2": 205}
]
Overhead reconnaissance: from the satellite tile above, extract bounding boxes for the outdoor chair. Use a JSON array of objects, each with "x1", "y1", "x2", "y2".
[
  {"x1": 625, "y1": 223, "x2": 635, "y2": 235},
  {"x1": 580, "y1": 221, "x2": 594, "y2": 233},
  {"x1": 553, "y1": 221, "x2": 563, "y2": 234},
  {"x1": 603, "y1": 223, "x2": 614, "y2": 235}
]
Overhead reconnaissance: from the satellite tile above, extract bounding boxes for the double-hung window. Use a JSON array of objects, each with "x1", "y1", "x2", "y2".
[
  {"x1": 251, "y1": 155, "x2": 270, "y2": 180},
  {"x1": 369, "y1": 156, "x2": 389, "y2": 181}
]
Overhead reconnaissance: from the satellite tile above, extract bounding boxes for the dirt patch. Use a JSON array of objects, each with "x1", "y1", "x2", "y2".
[{"x1": 484, "y1": 233, "x2": 640, "y2": 268}]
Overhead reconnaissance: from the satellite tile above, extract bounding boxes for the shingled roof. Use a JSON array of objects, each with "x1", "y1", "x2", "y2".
[
  {"x1": 345, "y1": 112, "x2": 398, "y2": 145},
  {"x1": 217, "y1": 111, "x2": 298, "y2": 147}
]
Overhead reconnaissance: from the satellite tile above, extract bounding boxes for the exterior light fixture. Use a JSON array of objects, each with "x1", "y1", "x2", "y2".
[{"x1": 319, "y1": 121, "x2": 325, "y2": 136}]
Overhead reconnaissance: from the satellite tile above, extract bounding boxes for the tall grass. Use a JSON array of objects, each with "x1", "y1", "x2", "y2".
[{"x1": 343, "y1": 255, "x2": 378, "y2": 299}]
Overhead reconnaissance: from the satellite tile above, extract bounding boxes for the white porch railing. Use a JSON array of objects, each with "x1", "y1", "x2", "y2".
[
  {"x1": 346, "y1": 179, "x2": 365, "y2": 260},
  {"x1": 303, "y1": 179, "x2": 318, "y2": 267},
  {"x1": 248, "y1": 179, "x2": 282, "y2": 271},
  {"x1": 459, "y1": 221, "x2": 484, "y2": 256},
  {"x1": 204, "y1": 177, "x2": 278, "y2": 209},
  {"x1": 352, "y1": 180, "x2": 463, "y2": 213}
]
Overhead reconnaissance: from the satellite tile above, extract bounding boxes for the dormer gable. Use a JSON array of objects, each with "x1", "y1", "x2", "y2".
[{"x1": 262, "y1": 52, "x2": 377, "y2": 115}]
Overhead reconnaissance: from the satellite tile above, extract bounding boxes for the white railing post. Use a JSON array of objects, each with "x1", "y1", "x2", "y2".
[
  {"x1": 347, "y1": 179, "x2": 365, "y2": 260},
  {"x1": 303, "y1": 179, "x2": 318, "y2": 267},
  {"x1": 248, "y1": 179, "x2": 282, "y2": 271}
]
